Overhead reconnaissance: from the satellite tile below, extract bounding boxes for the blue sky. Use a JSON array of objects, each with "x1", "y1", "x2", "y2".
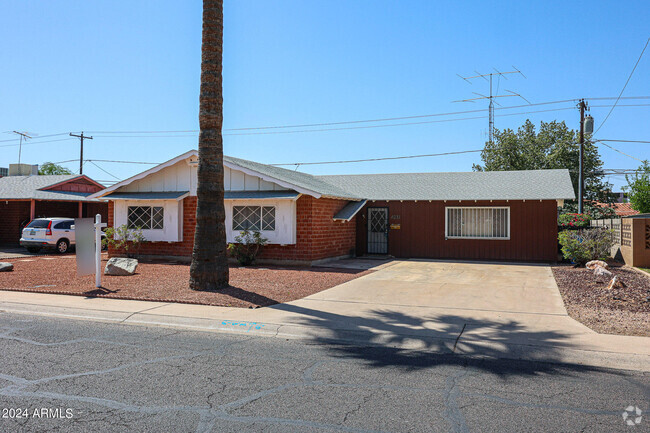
[{"x1": 1, "y1": 0, "x2": 648, "y2": 190}]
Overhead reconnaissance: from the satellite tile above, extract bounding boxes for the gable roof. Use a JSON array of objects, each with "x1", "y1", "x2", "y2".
[
  {"x1": 223, "y1": 155, "x2": 359, "y2": 199},
  {"x1": 317, "y1": 169, "x2": 576, "y2": 201},
  {"x1": 90, "y1": 150, "x2": 576, "y2": 202},
  {"x1": 89, "y1": 150, "x2": 361, "y2": 200},
  {"x1": 0, "y1": 175, "x2": 102, "y2": 201}
]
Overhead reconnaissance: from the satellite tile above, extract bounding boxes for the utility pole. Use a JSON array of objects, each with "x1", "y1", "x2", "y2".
[
  {"x1": 455, "y1": 67, "x2": 528, "y2": 143},
  {"x1": 12, "y1": 131, "x2": 32, "y2": 165},
  {"x1": 577, "y1": 100, "x2": 594, "y2": 214},
  {"x1": 70, "y1": 132, "x2": 93, "y2": 174}
]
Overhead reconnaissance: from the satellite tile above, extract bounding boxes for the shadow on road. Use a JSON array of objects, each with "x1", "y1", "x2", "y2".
[{"x1": 273, "y1": 303, "x2": 614, "y2": 376}]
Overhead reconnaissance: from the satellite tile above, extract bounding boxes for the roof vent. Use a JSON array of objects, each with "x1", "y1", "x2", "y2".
[{"x1": 9, "y1": 164, "x2": 38, "y2": 176}]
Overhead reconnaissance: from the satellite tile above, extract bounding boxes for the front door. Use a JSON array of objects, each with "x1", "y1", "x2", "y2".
[{"x1": 367, "y1": 207, "x2": 388, "y2": 254}]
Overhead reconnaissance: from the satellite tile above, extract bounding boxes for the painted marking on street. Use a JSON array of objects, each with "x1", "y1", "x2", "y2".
[{"x1": 221, "y1": 320, "x2": 266, "y2": 332}]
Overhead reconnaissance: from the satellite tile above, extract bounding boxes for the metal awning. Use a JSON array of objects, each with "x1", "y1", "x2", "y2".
[
  {"x1": 333, "y1": 200, "x2": 367, "y2": 221},
  {"x1": 224, "y1": 191, "x2": 301, "y2": 200},
  {"x1": 103, "y1": 191, "x2": 189, "y2": 200}
]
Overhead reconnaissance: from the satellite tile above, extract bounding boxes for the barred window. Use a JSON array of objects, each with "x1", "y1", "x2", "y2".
[
  {"x1": 446, "y1": 207, "x2": 509, "y2": 239},
  {"x1": 233, "y1": 206, "x2": 275, "y2": 231},
  {"x1": 127, "y1": 206, "x2": 164, "y2": 230}
]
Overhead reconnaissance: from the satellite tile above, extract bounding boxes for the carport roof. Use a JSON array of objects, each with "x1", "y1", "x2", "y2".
[
  {"x1": 317, "y1": 169, "x2": 576, "y2": 201},
  {"x1": 0, "y1": 175, "x2": 98, "y2": 201}
]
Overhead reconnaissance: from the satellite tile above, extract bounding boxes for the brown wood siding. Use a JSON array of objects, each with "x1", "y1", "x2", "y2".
[{"x1": 356, "y1": 200, "x2": 558, "y2": 262}]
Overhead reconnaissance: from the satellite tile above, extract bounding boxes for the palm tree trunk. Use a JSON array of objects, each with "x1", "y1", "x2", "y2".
[{"x1": 190, "y1": 0, "x2": 229, "y2": 290}]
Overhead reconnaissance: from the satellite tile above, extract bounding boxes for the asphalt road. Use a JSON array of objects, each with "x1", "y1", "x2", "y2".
[{"x1": 0, "y1": 312, "x2": 647, "y2": 433}]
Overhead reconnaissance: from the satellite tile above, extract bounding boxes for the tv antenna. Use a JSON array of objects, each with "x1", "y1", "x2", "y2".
[
  {"x1": 454, "y1": 67, "x2": 528, "y2": 143},
  {"x1": 12, "y1": 131, "x2": 35, "y2": 165}
]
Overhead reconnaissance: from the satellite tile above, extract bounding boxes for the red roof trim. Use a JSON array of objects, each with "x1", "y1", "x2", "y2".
[{"x1": 40, "y1": 175, "x2": 104, "y2": 192}]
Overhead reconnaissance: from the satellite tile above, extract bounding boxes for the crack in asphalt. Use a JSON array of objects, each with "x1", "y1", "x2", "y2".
[{"x1": 0, "y1": 313, "x2": 645, "y2": 432}]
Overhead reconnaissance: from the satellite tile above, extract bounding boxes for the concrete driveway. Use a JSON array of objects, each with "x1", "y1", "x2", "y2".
[{"x1": 307, "y1": 260, "x2": 567, "y2": 316}]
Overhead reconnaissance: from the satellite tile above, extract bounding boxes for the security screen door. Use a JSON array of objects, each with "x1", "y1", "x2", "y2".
[{"x1": 367, "y1": 208, "x2": 388, "y2": 254}]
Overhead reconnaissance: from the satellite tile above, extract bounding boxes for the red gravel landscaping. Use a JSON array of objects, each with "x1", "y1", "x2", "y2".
[
  {"x1": 0, "y1": 254, "x2": 371, "y2": 308},
  {"x1": 552, "y1": 263, "x2": 650, "y2": 337}
]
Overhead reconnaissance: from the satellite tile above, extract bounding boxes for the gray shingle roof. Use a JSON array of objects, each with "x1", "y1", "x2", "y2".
[
  {"x1": 316, "y1": 169, "x2": 575, "y2": 201},
  {"x1": 223, "y1": 156, "x2": 359, "y2": 199},
  {"x1": 0, "y1": 175, "x2": 96, "y2": 201}
]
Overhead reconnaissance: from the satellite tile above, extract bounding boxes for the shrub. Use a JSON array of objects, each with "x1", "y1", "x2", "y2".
[
  {"x1": 227, "y1": 230, "x2": 268, "y2": 266},
  {"x1": 558, "y1": 213, "x2": 590, "y2": 229},
  {"x1": 558, "y1": 228, "x2": 614, "y2": 265},
  {"x1": 103, "y1": 225, "x2": 147, "y2": 258}
]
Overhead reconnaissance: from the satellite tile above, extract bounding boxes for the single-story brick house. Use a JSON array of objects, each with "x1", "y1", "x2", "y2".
[
  {"x1": 89, "y1": 149, "x2": 575, "y2": 264},
  {"x1": 0, "y1": 173, "x2": 108, "y2": 245}
]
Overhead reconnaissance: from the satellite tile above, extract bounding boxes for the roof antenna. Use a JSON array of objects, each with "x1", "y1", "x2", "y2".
[{"x1": 453, "y1": 67, "x2": 528, "y2": 144}]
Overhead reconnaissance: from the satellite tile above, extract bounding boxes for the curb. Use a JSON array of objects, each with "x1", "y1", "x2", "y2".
[{"x1": 1, "y1": 299, "x2": 648, "y2": 373}]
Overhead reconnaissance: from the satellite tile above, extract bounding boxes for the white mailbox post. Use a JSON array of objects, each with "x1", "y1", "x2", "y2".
[{"x1": 94, "y1": 214, "x2": 107, "y2": 288}]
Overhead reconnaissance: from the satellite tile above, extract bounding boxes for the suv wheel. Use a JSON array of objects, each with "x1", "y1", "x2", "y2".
[{"x1": 56, "y1": 239, "x2": 69, "y2": 254}]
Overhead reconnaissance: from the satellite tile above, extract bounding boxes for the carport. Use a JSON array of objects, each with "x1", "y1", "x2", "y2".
[{"x1": 0, "y1": 174, "x2": 107, "y2": 245}]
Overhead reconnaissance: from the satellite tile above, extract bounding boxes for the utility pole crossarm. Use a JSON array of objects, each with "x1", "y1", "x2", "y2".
[{"x1": 70, "y1": 132, "x2": 93, "y2": 175}]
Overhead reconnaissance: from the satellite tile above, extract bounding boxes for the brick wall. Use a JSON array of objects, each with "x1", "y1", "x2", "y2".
[
  {"x1": 108, "y1": 197, "x2": 197, "y2": 257},
  {"x1": 107, "y1": 195, "x2": 357, "y2": 263},
  {"x1": 261, "y1": 196, "x2": 357, "y2": 262}
]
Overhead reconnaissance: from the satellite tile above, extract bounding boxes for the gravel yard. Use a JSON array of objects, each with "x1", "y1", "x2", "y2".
[
  {"x1": 0, "y1": 254, "x2": 370, "y2": 308},
  {"x1": 552, "y1": 263, "x2": 650, "y2": 337}
]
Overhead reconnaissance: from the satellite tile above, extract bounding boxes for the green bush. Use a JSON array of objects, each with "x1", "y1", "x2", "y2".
[
  {"x1": 558, "y1": 213, "x2": 590, "y2": 229},
  {"x1": 558, "y1": 228, "x2": 613, "y2": 265},
  {"x1": 103, "y1": 224, "x2": 147, "y2": 258},
  {"x1": 227, "y1": 230, "x2": 268, "y2": 266}
]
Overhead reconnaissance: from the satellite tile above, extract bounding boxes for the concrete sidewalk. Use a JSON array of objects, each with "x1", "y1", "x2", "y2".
[{"x1": 1, "y1": 269, "x2": 649, "y2": 372}]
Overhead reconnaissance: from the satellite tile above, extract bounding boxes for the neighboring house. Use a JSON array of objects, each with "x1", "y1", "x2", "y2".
[
  {"x1": 594, "y1": 201, "x2": 640, "y2": 217},
  {"x1": 610, "y1": 202, "x2": 640, "y2": 217},
  {"x1": 89, "y1": 150, "x2": 575, "y2": 264},
  {"x1": 0, "y1": 170, "x2": 108, "y2": 244}
]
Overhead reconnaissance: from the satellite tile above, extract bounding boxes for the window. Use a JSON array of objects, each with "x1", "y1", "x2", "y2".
[
  {"x1": 128, "y1": 206, "x2": 164, "y2": 230},
  {"x1": 26, "y1": 219, "x2": 51, "y2": 229},
  {"x1": 446, "y1": 207, "x2": 509, "y2": 239},
  {"x1": 54, "y1": 221, "x2": 73, "y2": 230},
  {"x1": 233, "y1": 206, "x2": 275, "y2": 231}
]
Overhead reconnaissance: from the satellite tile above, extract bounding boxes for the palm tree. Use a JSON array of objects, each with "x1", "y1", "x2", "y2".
[{"x1": 190, "y1": 0, "x2": 229, "y2": 290}]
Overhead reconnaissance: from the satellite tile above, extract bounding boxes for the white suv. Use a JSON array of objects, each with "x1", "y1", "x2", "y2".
[{"x1": 20, "y1": 217, "x2": 76, "y2": 254}]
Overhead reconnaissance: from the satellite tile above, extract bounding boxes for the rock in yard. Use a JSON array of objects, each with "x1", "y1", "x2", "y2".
[
  {"x1": 593, "y1": 266, "x2": 612, "y2": 282},
  {"x1": 586, "y1": 260, "x2": 609, "y2": 270},
  {"x1": 607, "y1": 275, "x2": 626, "y2": 290},
  {"x1": 104, "y1": 258, "x2": 138, "y2": 276},
  {"x1": 0, "y1": 262, "x2": 14, "y2": 272}
]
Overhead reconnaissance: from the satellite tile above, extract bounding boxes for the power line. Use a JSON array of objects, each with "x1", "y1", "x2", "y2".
[
  {"x1": 87, "y1": 161, "x2": 121, "y2": 180},
  {"x1": 0, "y1": 137, "x2": 76, "y2": 148},
  {"x1": 0, "y1": 132, "x2": 69, "y2": 143},
  {"x1": 80, "y1": 96, "x2": 649, "y2": 134},
  {"x1": 594, "y1": 37, "x2": 650, "y2": 135},
  {"x1": 270, "y1": 149, "x2": 483, "y2": 166},
  {"x1": 594, "y1": 140, "x2": 646, "y2": 162},
  {"x1": 88, "y1": 104, "x2": 650, "y2": 138},
  {"x1": 597, "y1": 139, "x2": 650, "y2": 144}
]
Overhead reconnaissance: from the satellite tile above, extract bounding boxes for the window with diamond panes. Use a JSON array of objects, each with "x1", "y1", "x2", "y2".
[
  {"x1": 261, "y1": 207, "x2": 275, "y2": 231},
  {"x1": 232, "y1": 206, "x2": 276, "y2": 231},
  {"x1": 127, "y1": 206, "x2": 164, "y2": 230}
]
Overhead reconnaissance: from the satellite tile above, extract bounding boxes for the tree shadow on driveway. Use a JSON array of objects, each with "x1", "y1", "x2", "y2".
[{"x1": 272, "y1": 303, "x2": 617, "y2": 377}]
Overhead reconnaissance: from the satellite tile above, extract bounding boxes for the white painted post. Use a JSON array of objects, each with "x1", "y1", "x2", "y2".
[{"x1": 94, "y1": 214, "x2": 107, "y2": 288}]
